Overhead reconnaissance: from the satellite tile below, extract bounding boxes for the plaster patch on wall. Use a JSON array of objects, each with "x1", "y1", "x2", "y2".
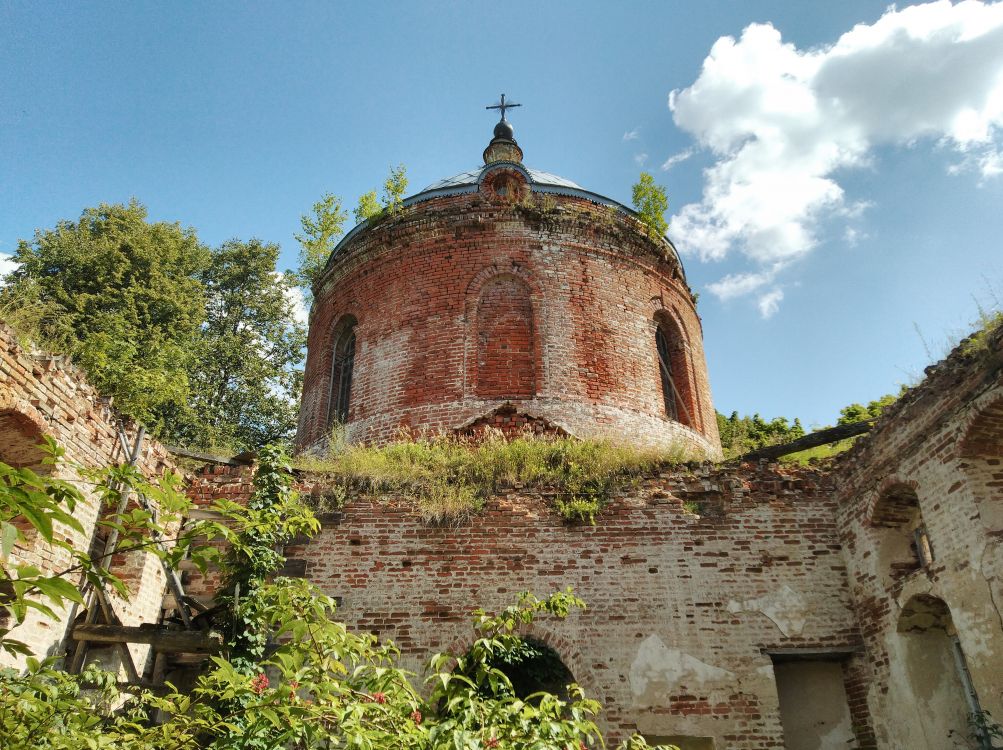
[
  {"x1": 951, "y1": 605, "x2": 996, "y2": 659},
  {"x1": 817, "y1": 715, "x2": 855, "y2": 750},
  {"x1": 629, "y1": 634, "x2": 733, "y2": 706},
  {"x1": 727, "y1": 584, "x2": 808, "y2": 637}
]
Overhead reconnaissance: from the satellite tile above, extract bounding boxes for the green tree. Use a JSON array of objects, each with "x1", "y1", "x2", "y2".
[
  {"x1": 1, "y1": 201, "x2": 210, "y2": 428},
  {"x1": 382, "y1": 163, "x2": 408, "y2": 215},
  {"x1": 837, "y1": 391, "x2": 899, "y2": 426},
  {"x1": 169, "y1": 240, "x2": 306, "y2": 451},
  {"x1": 631, "y1": 172, "x2": 669, "y2": 239},
  {"x1": 294, "y1": 192, "x2": 348, "y2": 289},
  {"x1": 3, "y1": 204, "x2": 307, "y2": 450},
  {"x1": 716, "y1": 410, "x2": 810, "y2": 459},
  {"x1": 355, "y1": 190, "x2": 381, "y2": 224}
]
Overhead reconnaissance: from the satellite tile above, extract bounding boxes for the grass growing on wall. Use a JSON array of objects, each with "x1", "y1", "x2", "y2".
[
  {"x1": 296, "y1": 432, "x2": 697, "y2": 523},
  {"x1": 779, "y1": 438, "x2": 858, "y2": 465}
]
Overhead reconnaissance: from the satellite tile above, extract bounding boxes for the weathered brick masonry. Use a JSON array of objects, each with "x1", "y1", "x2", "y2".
[
  {"x1": 0, "y1": 323, "x2": 176, "y2": 669},
  {"x1": 281, "y1": 462, "x2": 862, "y2": 748},
  {"x1": 297, "y1": 151, "x2": 720, "y2": 458},
  {"x1": 4, "y1": 118, "x2": 1002, "y2": 750},
  {"x1": 833, "y1": 328, "x2": 1003, "y2": 748}
]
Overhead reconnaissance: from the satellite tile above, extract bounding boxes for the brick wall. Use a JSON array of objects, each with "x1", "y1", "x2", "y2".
[
  {"x1": 0, "y1": 323, "x2": 176, "y2": 671},
  {"x1": 210, "y1": 460, "x2": 861, "y2": 749},
  {"x1": 833, "y1": 327, "x2": 1003, "y2": 749},
  {"x1": 297, "y1": 166, "x2": 721, "y2": 459}
]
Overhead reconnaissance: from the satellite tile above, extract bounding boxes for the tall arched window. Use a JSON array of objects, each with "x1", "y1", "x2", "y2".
[
  {"x1": 328, "y1": 319, "x2": 357, "y2": 428},
  {"x1": 654, "y1": 316, "x2": 695, "y2": 428},
  {"x1": 655, "y1": 326, "x2": 678, "y2": 421}
]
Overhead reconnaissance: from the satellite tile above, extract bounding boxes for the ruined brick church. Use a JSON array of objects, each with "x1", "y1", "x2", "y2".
[{"x1": 2, "y1": 109, "x2": 1002, "y2": 750}]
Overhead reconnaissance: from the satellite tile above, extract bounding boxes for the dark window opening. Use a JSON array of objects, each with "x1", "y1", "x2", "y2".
[
  {"x1": 655, "y1": 319, "x2": 695, "y2": 427},
  {"x1": 656, "y1": 326, "x2": 678, "y2": 421},
  {"x1": 464, "y1": 637, "x2": 575, "y2": 702},
  {"x1": 328, "y1": 323, "x2": 356, "y2": 428}
]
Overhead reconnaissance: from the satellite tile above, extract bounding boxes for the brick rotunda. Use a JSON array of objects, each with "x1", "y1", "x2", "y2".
[{"x1": 296, "y1": 107, "x2": 721, "y2": 458}]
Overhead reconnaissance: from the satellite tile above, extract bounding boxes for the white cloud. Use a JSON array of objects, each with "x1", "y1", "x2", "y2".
[
  {"x1": 843, "y1": 226, "x2": 868, "y2": 246},
  {"x1": 757, "y1": 288, "x2": 784, "y2": 319},
  {"x1": 670, "y1": 0, "x2": 1003, "y2": 315},
  {"x1": 282, "y1": 277, "x2": 309, "y2": 327},
  {"x1": 0, "y1": 253, "x2": 16, "y2": 282},
  {"x1": 706, "y1": 266, "x2": 780, "y2": 300},
  {"x1": 634, "y1": 152, "x2": 649, "y2": 166},
  {"x1": 623, "y1": 128, "x2": 641, "y2": 141},
  {"x1": 661, "y1": 148, "x2": 695, "y2": 171}
]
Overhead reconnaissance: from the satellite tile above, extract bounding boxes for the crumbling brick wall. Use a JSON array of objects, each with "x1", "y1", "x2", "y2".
[
  {"x1": 833, "y1": 327, "x2": 1003, "y2": 749},
  {"x1": 223, "y1": 461, "x2": 861, "y2": 749},
  {"x1": 0, "y1": 323, "x2": 177, "y2": 670},
  {"x1": 297, "y1": 166, "x2": 721, "y2": 459}
]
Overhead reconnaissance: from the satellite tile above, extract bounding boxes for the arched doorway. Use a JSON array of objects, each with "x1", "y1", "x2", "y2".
[{"x1": 465, "y1": 637, "x2": 576, "y2": 701}]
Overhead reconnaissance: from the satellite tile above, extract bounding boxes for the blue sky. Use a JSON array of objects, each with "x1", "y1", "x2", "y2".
[{"x1": 2, "y1": 1, "x2": 1002, "y2": 428}]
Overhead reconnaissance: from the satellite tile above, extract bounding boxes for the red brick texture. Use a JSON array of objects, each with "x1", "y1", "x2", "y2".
[
  {"x1": 185, "y1": 460, "x2": 865, "y2": 749},
  {"x1": 833, "y1": 327, "x2": 1003, "y2": 748},
  {"x1": 0, "y1": 323, "x2": 177, "y2": 669},
  {"x1": 475, "y1": 274, "x2": 536, "y2": 399},
  {"x1": 296, "y1": 167, "x2": 721, "y2": 458}
]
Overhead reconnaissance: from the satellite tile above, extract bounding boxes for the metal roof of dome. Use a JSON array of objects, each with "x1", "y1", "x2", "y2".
[
  {"x1": 421, "y1": 166, "x2": 584, "y2": 192},
  {"x1": 326, "y1": 159, "x2": 684, "y2": 278},
  {"x1": 319, "y1": 102, "x2": 685, "y2": 280}
]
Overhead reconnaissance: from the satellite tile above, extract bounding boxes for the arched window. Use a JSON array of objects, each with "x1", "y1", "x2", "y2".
[
  {"x1": 328, "y1": 319, "x2": 357, "y2": 428},
  {"x1": 960, "y1": 396, "x2": 1003, "y2": 533},
  {"x1": 655, "y1": 326, "x2": 678, "y2": 421},
  {"x1": 870, "y1": 483, "x2": 934, "y2": 576},
  {"x1": 654, "y1": 317, "x2": 695, "y2": 428}
]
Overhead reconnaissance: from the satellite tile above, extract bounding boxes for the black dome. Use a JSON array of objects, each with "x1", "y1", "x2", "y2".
[{"x1": 493, "y1": 119, "x2": 515, "y2": 140}]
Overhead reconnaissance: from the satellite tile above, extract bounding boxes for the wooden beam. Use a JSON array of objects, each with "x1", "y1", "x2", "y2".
[
  {"x1": 73, "y1": 624, "x2": 224, "y2": 653},
  {"x1": 738, "y1": 420, "x2": 874, "y2": 462},
  {"x1": 763, "y1": 646, "x2": 864, "y2": 662}
]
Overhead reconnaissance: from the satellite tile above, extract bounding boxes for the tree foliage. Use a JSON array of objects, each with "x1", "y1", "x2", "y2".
[
  {"x1": 2, "y1": 201, "x2": 209, "y2": 428},
  {"x1": 298, "y1": 165, "x2": 408, "y2": 292},
  {"x1": 382, "y1": 164, "x2": 408, "y2": 216},
  {"x1": 294, "y1": 193, "x2": 348, "y2": 289},
  {"x1": 354, "y1": 190, "x2": 381, "y2": 224},
  {"x1": 1, "y1": 204, "x2": 305, "y2": 451},
  {"x1": 171, "y1": 239, "x2": 306, "y2": 450},
  {"x1": 717, "y1": 389, "x2": 902, "y2": 459},
  {"x1": 0, "y1": 444, "x2": 676, "y2": 750},
  {"x1": 716, "y1": 411, "x2": 806, "y2": 459},
  {"x1": 836, "y1": 392, "x2": 899, "y2": 426},
  {"x1": 631, "y1": 173, "x2": 668, "y2": 239}
]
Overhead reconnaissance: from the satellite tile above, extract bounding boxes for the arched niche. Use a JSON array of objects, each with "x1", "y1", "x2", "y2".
[
  {"x1": 869, "y1": 481, "x2": 933, "y2": 583},
  {"x1": 0, "y1": 405, "x2": 52, "y2": 632},
  {"x1": 0, "y1": 406, "x2": 49, "y2": 470},
  {"x1": 959, "y1": 396, "x2": 1003, "y2": 533},
  {"x1": 474, "y1": 274, "x2": 537, "y2": 399},
  {"x1": 653, "y1": 311, "x2": 699, "y2": 431},
  {"x1": 896, "y1": 594, "x2": 984, "y2": 747}
]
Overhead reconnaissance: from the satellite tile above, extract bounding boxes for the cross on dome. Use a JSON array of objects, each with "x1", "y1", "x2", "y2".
[{"x1": 486, "y1": 93, "x2": 521, "y2": 122}]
